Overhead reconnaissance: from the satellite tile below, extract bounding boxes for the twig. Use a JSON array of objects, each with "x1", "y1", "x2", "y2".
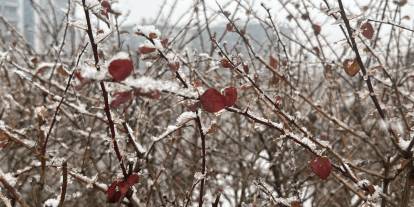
[
  {"x1": 368, "y1": 19, "x2": 414, "y2": 33},
  {"x1": 336, "y1": 0, "x2": 405, "y2": 155},
  {"x1": 58, "y1": 161, "x2": 68, "y2": 207},
  {"x1": 195, "y1": 111, "x2": 206, "y2": 207},
  {"x1": 0, "y1": 170, "x2": 30, "y2": 207},
  {"x1": 81, "y1": 0, "x2": 127, "y2": 177},
  {"x1": 42, "y1": 44, "x2": 88, "y2": 161}
]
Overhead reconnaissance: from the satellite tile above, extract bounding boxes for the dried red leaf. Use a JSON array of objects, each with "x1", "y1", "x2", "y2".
[
  {"x1": 126, "y1": 173, "x2": 139, "y2": 186},
  {"x1": 107, "y1": 181, "x2": 123, "y2": 203},
  {"x1": 148, "y1": 32, "x2": 158, "y2": 39},
  {"x1": 200, "y1": 88, "x2": 227, "y2": 113},
  {"x1": 226, "y1": 23, "x2": 234, "y2": 32},
  {"x1": 101, "y1": 0, "x2": 111, "y2": 10},
  {"x1": 312, "y1": 24, "x2": 321, "y2": 35},
  {"x1": 168, "y1": 61, "x2": 180, "y2": 72},
  {"x1": 0, "y1": 132, "x2": 9, "y2": 149},
  {"x1": 110, "y1": 91, "x2": 133, "y2": 108},
  {"x1": 220, "y1": 58, "x2": 233, "y2": 68},
  {"x1": 291, "y1": 201, "x2": 302, "y2": 207},
  {"x1": 192, "y1": 80, "x2": 202, "y2": 88},
  {"x1": 310, "y1": 156, "x2": 332, "y2": 180},
  {"x1": 361, "y1": 22, "x2": 374, "y2": 39},
  {"x1": 100, "y1": 0, "x2": 111, "y2": 17},
  {"x1": 161, "y1": 38, "x2": 169, "y2": 48},
  {"x1": 108, "y1": 59, "x2": 133, "y2": 82},
  {"x1": 138, "y1": 46, "x2": 156, "y2": 54},
  {"x1": 107, "y1": 173, "x2": 140, "y2": 203},
  {"x1": 223, "y1": 87, "x2": 237, "y2": 107},
  {"x1": 269, "y1": 55, "x2": 279, "y2": 69},
  {"x1": 343, "y1": 58, "x2": 360, "y2": 77},
  {"x1": 274, "y1": 95, "x2": 282, "y2": 108},
  {"x1": 242, "y1": 63, "x2": 249, "y2": 74}
]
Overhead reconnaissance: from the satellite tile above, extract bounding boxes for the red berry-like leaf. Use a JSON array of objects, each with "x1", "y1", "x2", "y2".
[
  {"x1": 200, "y1": 88, "x2": 226, "y2": 113},
  {"x1": 361, "y1": 22, "x2": 374, "y2": 39},
  {"x1": 223, "y1": 87, "x2": 237, "y2": 107},
  {"x1": 108, "y1": 58, "x2": 133, "y2": 82},
  {"x1": 310, "y1": 156, "x2": 332, "y2": 180},
  {"x1": 110, "y1": 91, "x2": 133, "y2": 108}
]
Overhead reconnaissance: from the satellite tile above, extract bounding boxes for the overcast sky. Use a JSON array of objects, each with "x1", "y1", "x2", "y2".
[{"x1": 116, "y1": 0, "x2": 276, "y2": 25}]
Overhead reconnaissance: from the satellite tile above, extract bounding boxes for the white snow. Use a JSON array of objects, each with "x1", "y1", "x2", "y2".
[
  {"x1": 176, "y1": 112, "x2": 197, "y2": 126},
  {"x1": 2, "y1": 173, "x2": 17, "y2": 187},
  {"x1": 43, "y1": 198, "x2": 59, "y2": 207},
  {"x1": 124, "y1": 76, "x2": 197, "y2": 97},
  {"x1": 79, "y1": 64, "x2": 107, "y2": 80},
  {"x1": 110, "y1": 51, "x2": 130, "y2": 61},
  {"x1": 135, "y1": 25, "x2": 161, "y2": 37},
  {"x1": 194, "y1": 172, "x2": 205, "y2": 181}
]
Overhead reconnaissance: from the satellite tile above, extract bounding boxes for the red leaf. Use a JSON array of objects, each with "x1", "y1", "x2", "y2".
[
  {"x1": 269, "y1": 55, "x2": 279, "y2": 69},
  {"x1": 242, "y1": 63, "x2": 249, "y2": 74},
  {"x1": 220, "y1": 58, "x2": 233, "y2": 68},
  {"x1": 161, "y1": 38, "x2": 169, "y2": 48},
  {"x1": 126, "y1": 173, "x2": 139, "y2": 186},
  {"x1": 310, "y1": 156, "x2": 332, "y2": 180},
  {"x1": 361, "y1": 22, "x2": 374, "y2": 39},
  {"x1": 107, "y1": 181, "x2": 123, "y2": 203},
  {"x1": 312, "y1": 24, "x2": 321, "y2": 35},
  {"x1": 100, "y1": 0, "x2": 111, "y2": 17},
  {"x1": 101, "y1": 0, "x2": 111, "y2": 9},
  {"x1": 138, "y1": 46, "x2": 156, "y2": 54},
  {"x1": 226, "y1": 23, "x2": 234, "y2": 32},
  {"x1": 223, "y1": 87, "x2": 237, "y2": 107},
  {"x1": 200, "y1": 88, "x2": 227, "y2": 113},
  {"x1": 274, "y1": 95, "x2": 282, "y2": 108},
  {"x1": 148, "y1": 32, "x2": 158, "y2": 39},
  {"x1": 168, "y1": 61, "x2": 180, "y2": 72},
  {"x1": 108, "y1": 58, "x2": 133, "y2": 82},
  {"x1": 110, "y1": 91, "x2": 133, "y2": 108},
  {"x1": 118, "y1": 180, "x2": 129, "y2": 195},
  {"x1": 107, "y1": 173, "x2": 140, "y2": 203},
  {"x1": 74, "y1": 71, "x2": 85, "y2": 82}
]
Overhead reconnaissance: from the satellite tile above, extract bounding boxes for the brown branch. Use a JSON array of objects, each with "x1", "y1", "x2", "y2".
[
  {"x1": 336, "y1": 0, "x2": 406, "y2": 156},
  {"x1": 58, "y1": 161, "x2": 68, "y2": 207},
  {"x1": 195, "y1": 111, "x2": 206, "y2": 207},
  {"x1": 81, "y1": 0, "x2": 127, "y2": 177}
]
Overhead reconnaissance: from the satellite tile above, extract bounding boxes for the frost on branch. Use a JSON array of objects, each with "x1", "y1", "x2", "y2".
[
  {"x1": 43, "y1": 198, "x2": 59, "y2": 207},
  {"x1": 124, "y1": 76, "x2": 197, "y2": 97},
  {"x1": 135, "y1": 25, "x2": 161, "y2": 39}
]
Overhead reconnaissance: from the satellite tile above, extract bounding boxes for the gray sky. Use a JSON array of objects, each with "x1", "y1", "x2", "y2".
[{"x1": 118, "y1": 0, "x2": 165, "y2": 22}]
